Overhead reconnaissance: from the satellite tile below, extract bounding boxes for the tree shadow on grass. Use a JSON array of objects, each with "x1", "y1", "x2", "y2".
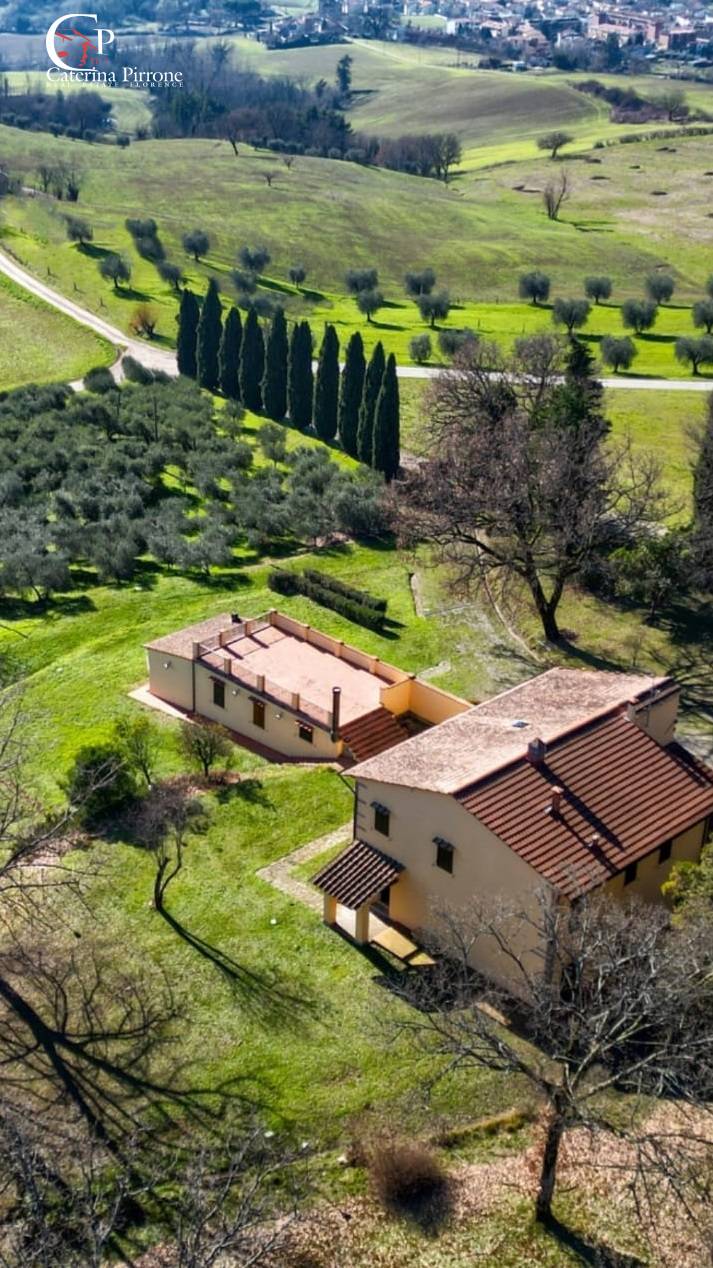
[
  {"x1": 0, "y1": 592, "x2": 95, "y2": 620},
  {"x1": 158, "y1": 907, "x2": 320, "y2": 1027},
  {"x1": 115, "y1": 285, "x2": 154, "y2": 303},
  {"x1": 544, "y1": 1213, "x2": 646, "y2": 1268},
  {"x1": 213, "y1": 777, "x2": 274, "y2": 809},
  {"x1": 570, "y1": 220, "x2": 616, "y2": 233}
]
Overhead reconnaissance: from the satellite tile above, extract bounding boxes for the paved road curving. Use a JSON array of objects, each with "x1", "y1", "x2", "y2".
[{"x1": 2, "y1": 247, "x2": 712, "y2": 394}]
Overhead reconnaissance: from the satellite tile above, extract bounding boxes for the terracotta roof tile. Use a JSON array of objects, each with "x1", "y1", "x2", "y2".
[
  {"x1": 341, "y1": 707, "x2": 411, "y2": 763},
  {"x1": 456, "y1": 714, "x2": 713, "y2": 897},
  {"x1": 312, "y1": 839, "x2": 404, "y2": 908}
]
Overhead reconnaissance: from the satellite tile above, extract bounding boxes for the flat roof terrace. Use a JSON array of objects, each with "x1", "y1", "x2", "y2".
[
  {"x1": 146, "y1": 610, "x2": 413, "y2": 730},
  {"x1": 201, "y1": 621, "x2": 394, "y2": 726}
]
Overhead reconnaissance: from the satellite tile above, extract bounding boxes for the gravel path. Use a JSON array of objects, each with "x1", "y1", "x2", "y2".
[{"x1": 256, "y1": 821, "x2": 352, "y2": 910}]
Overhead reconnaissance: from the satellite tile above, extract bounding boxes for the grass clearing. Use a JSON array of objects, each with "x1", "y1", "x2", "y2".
[{"x1": 0, "y1": 271, "x2": 112, "y2": 389}]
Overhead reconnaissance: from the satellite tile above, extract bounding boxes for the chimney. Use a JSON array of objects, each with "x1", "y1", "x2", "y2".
[
  {"x1": 330, "y1": 686, "x2": 341, "y2": 742},
  {"x1": 549, "y1": 785, "x2": 564, "y2": 817},
  {"x1": 526, "y1": 737, "x2": 546, "y2": 765}
]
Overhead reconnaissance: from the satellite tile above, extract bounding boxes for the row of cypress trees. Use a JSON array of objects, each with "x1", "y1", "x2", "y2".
[{"x1": 176, "y1": 283, "x2": 400, "y2": 481}]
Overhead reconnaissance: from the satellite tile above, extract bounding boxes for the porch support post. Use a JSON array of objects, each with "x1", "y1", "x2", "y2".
[
  {"x1": 323, "y1": 893, "x2": 337, "y2": 926},
  {"x1": 354, "y1": 901, "x2": 371, "y2": 945}
]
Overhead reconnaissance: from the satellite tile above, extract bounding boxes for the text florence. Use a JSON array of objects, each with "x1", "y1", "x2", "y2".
[{"x1": 46, "y1": 67, "x2": 184, "y2": 88}]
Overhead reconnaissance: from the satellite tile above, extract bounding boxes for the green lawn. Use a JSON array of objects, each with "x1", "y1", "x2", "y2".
[
  {"x1": 0, "y1": 542, "x2": 529, "y2": 1149},
  {"x1": 0, "y1": 271, "x2": 112, "y2": 389},
  {"x1": 223, "y1": 38, "x2": 713, "y2": 169}
]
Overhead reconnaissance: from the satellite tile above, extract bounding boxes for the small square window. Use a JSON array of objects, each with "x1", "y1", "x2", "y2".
[
  {"x1": 252, "y1": 699, "x2": 265, "y2": 729},
  {"x1": 624, "y1": 861, "x2": 637, "y2": 886},
  {"x1": 212, "y1": 679, "x2": 225, "y2": 709},
  {"x1": 435, "y1": 838, "x2": 454, "y2": 874},
  {"x1": 374, "y1": 805, "x2": 390, "y2": 836},
  {"x1": 298, "y1": 722, "x2": 313, "y2": 744},
  {"x1": 659, "y1": 840, "x2": 672, "y2": 865}
]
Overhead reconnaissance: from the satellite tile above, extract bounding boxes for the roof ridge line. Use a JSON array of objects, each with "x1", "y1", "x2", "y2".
[{"x1": 449, "y1": 702, "x2": 641, "y2": 798}]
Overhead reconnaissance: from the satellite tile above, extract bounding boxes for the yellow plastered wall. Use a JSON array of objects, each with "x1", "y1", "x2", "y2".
[
  {"x1": 604, "y1": 821, "x2": 706, "y2": 904},
  {"x1": 147, "y1": 649, "x2": 194, "y2": 712},
  {"x1": 193, "y1": 665, "x2": 342, "y2": 760},
  {"x1": 355, "y1": 777, "x2": 550, "y2": 993}
]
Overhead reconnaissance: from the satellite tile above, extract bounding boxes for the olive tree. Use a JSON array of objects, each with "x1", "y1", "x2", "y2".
[
  {"x1": 621, "y1": 298, "x2": 658, "y2": 334},
  {"x1": 551, "y1": 297, "x2": 590, "y2": 334},
  {"x1": 600, "y1": 334, "x2": 637, "y2": 373},
  {"x1": 692, "y1": 299, "x2": 713, "y2": 335},
  {"x1": 584, "y1": 275, "x2": 612, "y2": 304},
  {"x1": 675, "y1": 335, "x2": 713, "y2": 376},
  {"x1": 645, "y1": 273, "x2": 675, "y2": 304},
  {"x1": 519, "y1": 271, "x2": 551, "y2": 305},
  {"x1": 537, "y1": 130, "x2": 574, "y2": 159}
]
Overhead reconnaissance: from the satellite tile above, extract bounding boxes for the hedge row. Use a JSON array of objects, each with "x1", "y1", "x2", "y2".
[
  {"x1": 268, "y1": 569, "x2": 386, "y2": 632},
  {"x1": 302, "y1": 568, "x2": 387, "y2": 613}
]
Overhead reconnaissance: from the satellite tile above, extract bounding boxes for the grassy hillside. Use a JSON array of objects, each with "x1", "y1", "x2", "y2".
[
  {"x1": 227, "y1": 38, "x2": 713, "y2": 167},
  {"x1": 0, "y1": 272, "x2": 112, "y2": 389},
  {"x1": 1, "y1": 123, "x2": 712, "y2": 375}
]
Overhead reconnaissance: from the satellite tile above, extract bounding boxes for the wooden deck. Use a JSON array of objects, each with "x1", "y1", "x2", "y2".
[{"x1": 370, "y1": 923, "x2": 435, "y2": 966}]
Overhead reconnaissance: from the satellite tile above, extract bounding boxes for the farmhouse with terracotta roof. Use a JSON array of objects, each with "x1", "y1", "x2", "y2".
[
  {"x1": 143, "y1": 609, "x2": 469, "y2": 763},
  {"x1": 314, "y1": 668, "x2": 713, "y2": 987},
  {"x1": 142, "y1": 612, "x2": 713, "y2": 990}
]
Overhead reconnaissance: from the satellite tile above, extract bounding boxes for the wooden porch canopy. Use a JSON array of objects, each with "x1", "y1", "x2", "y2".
[{"x1": 312, "y1": 839, "x2": 403, "y2": 910}]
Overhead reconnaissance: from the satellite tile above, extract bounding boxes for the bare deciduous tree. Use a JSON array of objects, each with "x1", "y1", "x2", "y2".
[
  {"x1": 133, "y1": 781, "x2": 208, "y2": 912},
  {"x1": 543, "y1": 168, "x2": 571, "y2": 221},
  {"x1": 397, "y1": 339, "x2": 667, "y2": 641},
  {"x1": 393, "y1": 892, "x2": 713, "y2": 1235}
]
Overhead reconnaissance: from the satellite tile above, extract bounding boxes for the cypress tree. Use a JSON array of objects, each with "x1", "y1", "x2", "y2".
[
  {"x1": 196, "y1": 278, "x2": 222, "y2": 392},
  {"x1": 288, "y1": 320, "x2": 313, "y2": 430},
  {"x1": 262, "y1": 307, "x2": 288, "y2": 421},
  {"x1": 547, "y1": 336, "x2": 606, "y2": 438},
  {"x1": 338, "y1": 331, "x2": 365, "y2": 458},
  {"x1": 372, "y1": 352, "x2": 400, "y2": 481},
  {"x1": 313, "y1": 324, "x2": 340, "y2": 442},
  {"x1": 356, "y1": 341, "x2": 385, "y2": 466},
  {"x1": 176, "y1": 287, "x2": 199, "y2": 379},
  {"x1": 219, "y1": 306, "x2": 242, "y2": 400},
  {"x1": 239, "y1": 308, "x2": 265, "y2": 412}
]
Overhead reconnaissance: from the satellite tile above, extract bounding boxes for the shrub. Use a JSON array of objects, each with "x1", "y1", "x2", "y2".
[
  {"x1": 302, "y1": 568, "x2": 387, "y2": 612},
  {"x1": 65, "y1": 743, "x2": 137, "y2": 825},
  {"x1": 368, "y1": 1138, "x2": 449, "y2": 1226},
  {"x1": 121, "y1": 355, "x2": 154, "y2": 385},
  {"x1": 83, "y1": 365, "x2": 115, "y2": 394},
  {"x1": 267, "y1": 570, "x2": 386, "y2": 630},
  {"x1": 438, "y1": 327, "x2": 478, "y2": 358},
  {"x1": 409, "y1": 333, "x2": 432, "y2": 364}
]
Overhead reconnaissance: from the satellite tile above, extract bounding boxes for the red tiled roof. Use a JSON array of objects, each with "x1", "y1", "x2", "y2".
[
  {"x1": 456, "y1": 714, "x2": 713, "y2": 898},
  {"x1": 340, "y1": 707, "x2": 411, "y2": 763},
  {"x1": 312, "y1": 838, "x2": 404, "y2": 908}
]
